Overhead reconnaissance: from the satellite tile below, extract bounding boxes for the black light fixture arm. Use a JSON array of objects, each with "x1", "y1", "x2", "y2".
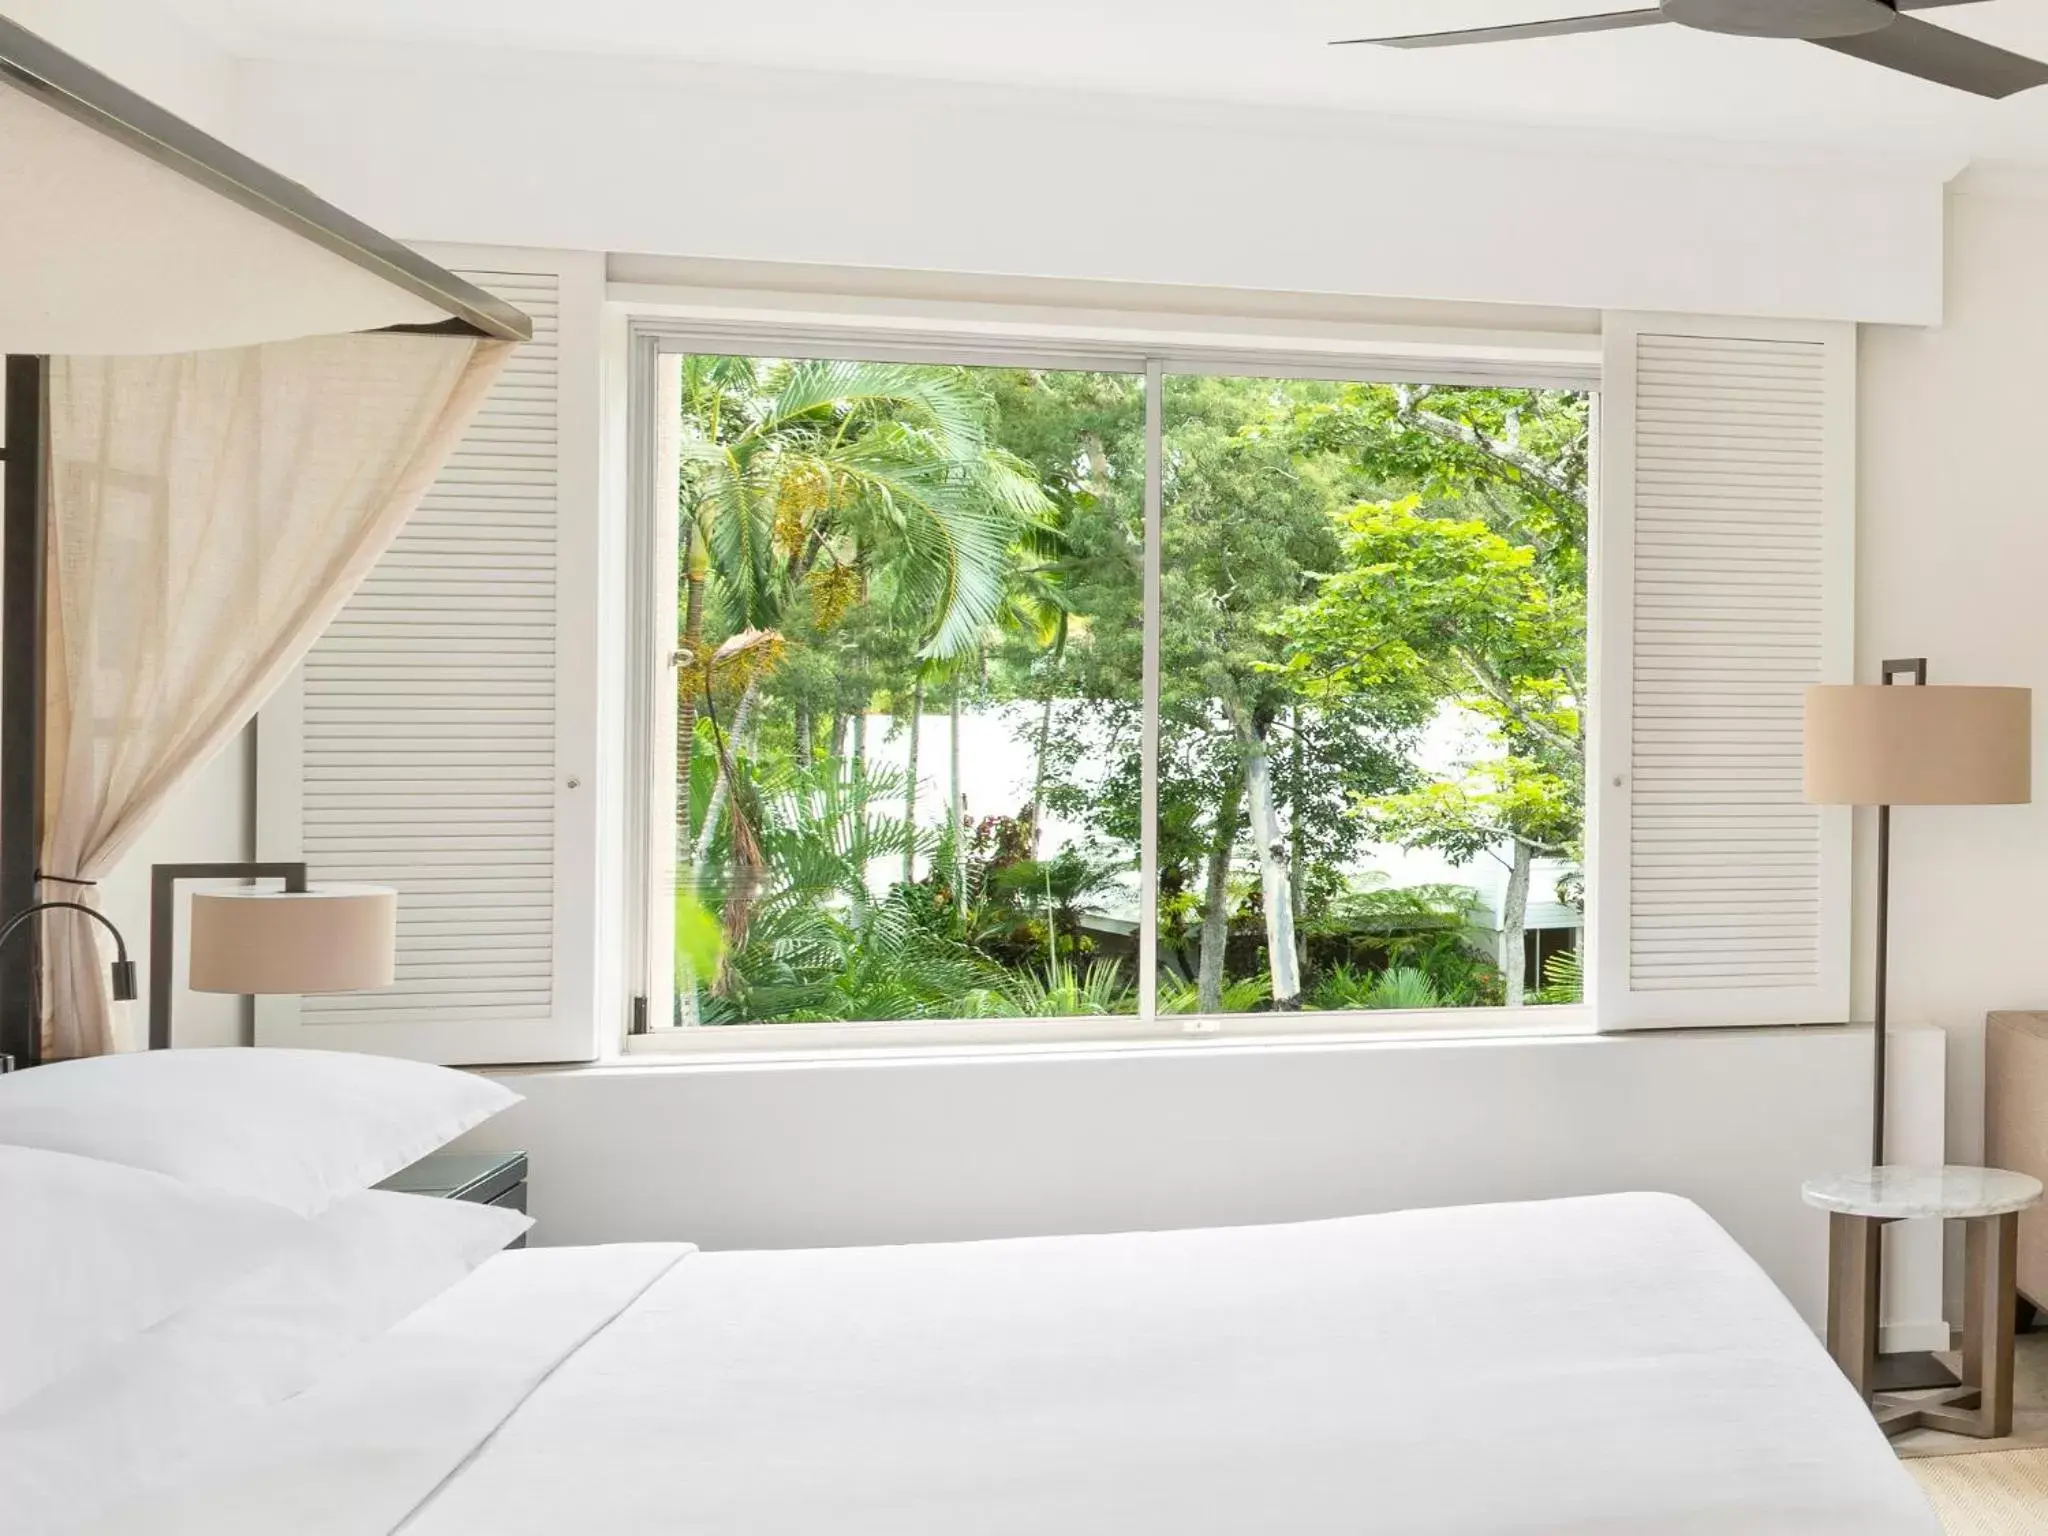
[{"x1": 0, "y1": 899, "x2": 137, "y2": 1071}]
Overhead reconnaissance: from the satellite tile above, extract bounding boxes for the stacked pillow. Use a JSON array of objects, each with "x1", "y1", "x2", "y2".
[{"x1": 0, "y1": 1048, "x2": 527, "y2": 1534}]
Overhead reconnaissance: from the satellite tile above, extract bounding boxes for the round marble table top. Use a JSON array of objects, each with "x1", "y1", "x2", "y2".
[{"x1": 1801, "y1": 1165, "x2": 2043, "y2": 1220}]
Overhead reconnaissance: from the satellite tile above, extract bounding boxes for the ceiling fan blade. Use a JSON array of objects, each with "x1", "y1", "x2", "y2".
[
  {"x1": 1812, "y1": 14, "x2": 2048, "y2": 98},
  {"x1": 1332, "y1": 10, "x2": 1667, "y2": 49}
]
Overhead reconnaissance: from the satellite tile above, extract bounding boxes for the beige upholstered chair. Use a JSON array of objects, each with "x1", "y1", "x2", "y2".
[{"x1": 1987, "y1": 1013, "x2": 2048, "y2": 1313}]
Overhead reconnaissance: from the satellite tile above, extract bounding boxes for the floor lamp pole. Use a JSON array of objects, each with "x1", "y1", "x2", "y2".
[
  {"x1": 1871, "y1": 656, "x2": 1925, "y2": 1169},
  {"x1": 1873, "y1": 800, "x2": 1890, "y2": 1168},
  {"x1": 1869, "y1": 657, "x2": 1938, "y2": 1393}
]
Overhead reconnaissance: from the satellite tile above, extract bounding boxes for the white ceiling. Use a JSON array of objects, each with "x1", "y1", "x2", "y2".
[{"x1": 160, "y1": 0, "x2": 2048, "y2": 159}]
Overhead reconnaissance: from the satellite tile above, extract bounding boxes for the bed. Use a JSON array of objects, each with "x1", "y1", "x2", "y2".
[{"x1": 88, "y1": 1191, "x2": 1933, "y2": 1535}]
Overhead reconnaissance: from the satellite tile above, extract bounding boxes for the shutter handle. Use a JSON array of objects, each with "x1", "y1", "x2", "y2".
[{"x1": 566, "y1": 776, "x2": 581, "y2": 790}]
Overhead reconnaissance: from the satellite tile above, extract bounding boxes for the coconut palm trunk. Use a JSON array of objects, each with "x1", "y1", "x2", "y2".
[
  {"x1": 948, "y1": 679, "x2": 966, "y2": 900},
  {"x1": 673, "y1": 528, "x2": 708, "y2": 1027},
  {"x1": 674, "y1": 529, "x2": 708, "y2": 851},
  {"x1": 1501, "y1": 838, "x2": 1533, "y2": 1009},
  {"x1": 693, "y1": 677, "x2": 761, "y2": 870},
  {"x1": 1029, "y1": 690, "x2": 1055, "y2": 861},
  {"x1": 902, "y1": 678, "x2": 925, "y2": 886}
]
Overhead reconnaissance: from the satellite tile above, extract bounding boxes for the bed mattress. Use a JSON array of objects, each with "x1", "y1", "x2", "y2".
[{"x1": 95, "y1": 1192, "x2": 1935, "y2": 1534}]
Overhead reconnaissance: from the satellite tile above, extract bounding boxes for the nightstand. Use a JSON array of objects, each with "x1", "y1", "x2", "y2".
[
  {"x1": 1804, "y1": 1165, "x2": 2043, "y2": 1438},
  {"x1": 377, "y1": 1150, "x2": 530, "y2": 1247}
]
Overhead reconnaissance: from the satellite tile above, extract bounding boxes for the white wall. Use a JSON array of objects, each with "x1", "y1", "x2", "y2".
[
  {"x1": 97, "y1": 729, "x2": 254, "y2": 1052},
  {"x1": 3, "y1": 0, "x2": 236, "y2": 137},
  {"x1": 66, "y1": 42, "x2": 1981, "y2": 1337},
  {"x1": 463, "y1": 1026, "x2": 1945, "y2": 1338},
  {"x1": 1859, "y1": 177, "x2": 2048, "y2": 1173},
  {"x1": 231, "y1": 44, "x2": 1950, "y2": 326}
]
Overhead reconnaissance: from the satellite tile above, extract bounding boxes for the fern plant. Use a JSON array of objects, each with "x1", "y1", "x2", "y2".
[{"x1": 1365, "y1": 966, "x2": 1440, "y2": 1011}]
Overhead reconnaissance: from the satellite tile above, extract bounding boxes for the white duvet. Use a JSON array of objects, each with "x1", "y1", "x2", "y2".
[{"x1": 97, "y1": 1193, "x2": 1935, "y2": 1534}]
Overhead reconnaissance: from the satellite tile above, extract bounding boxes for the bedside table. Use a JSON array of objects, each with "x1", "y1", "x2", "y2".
[
  {"x1": 377, "y1": 1150, "x2": 529, "y2": 1248},
  {"x1": 1804, "y1": 1165, "x2": 2043, "y2": 1438}
]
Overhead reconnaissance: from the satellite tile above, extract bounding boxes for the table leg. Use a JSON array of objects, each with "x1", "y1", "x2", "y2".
[
  {"x1": 1913, "y1": 1212, "x2": 2018, "y2": 1439},
  {"x1": 1967, "y1": 1213, "x2": 2018, "y2": 1437},
  {"x1": 1827, "y1": 1212, "x2": 1880, "y2": 1402}
]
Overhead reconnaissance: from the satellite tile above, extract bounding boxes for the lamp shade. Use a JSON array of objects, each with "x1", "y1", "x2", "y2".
[
  {"x1": 186, "y1": 885, "x2": 396, "y2": 995},
  {"x1": 1804, "y1": 685, "x2": 2033, "y2": 806}
]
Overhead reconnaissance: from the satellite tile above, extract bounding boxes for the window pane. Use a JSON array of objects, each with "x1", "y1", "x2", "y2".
[
  {"x1": 1155, "y1": 374, "x2": 1590, "y2": 1016},
  {"x1": 670, "y1": 357, "x2": 1144, "y2": 1025}
]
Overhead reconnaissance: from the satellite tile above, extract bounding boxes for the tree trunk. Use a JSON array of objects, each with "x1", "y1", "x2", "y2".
[
  {"x1": 674, "y1": 548, "x2": 707, "y2": 854},
  {"x1": 852, "y1": 710, "x2": 867, "y2": 773},
  {"x1": 1232, "y1": 706, "x2": 1301, "y2": 1010},
  {"x1": 1029, "y1": 690, "x2": 1055, "y2": 861},
  {"x1": 1196, "y1": 762, "x2": 1246, "y2": 1014},
  {"x1": 693, "y1": 678, "x2": 761, "y2": 870},
  {"x1": 1289, "y1": 706, "x2": 1307, "y2": 980},
  {"x1": 948, "y1": 680, "x2": 966, "y2": 899},
  {"x1": 673, "y1": 532, "x2": 708, "y2": 1029},
  {"x1": 1501, "y1": 838, "x2": 1533, "y2": 1009},
  {"x1": 902, "y1": 679, "x2": 924, "y2": 886},
  {"x1": 795, "y1": 706, "x2": 813, "y2": 768},
  {"x1": 829, "y1": 714, "x2": 849, "y2": 763}
]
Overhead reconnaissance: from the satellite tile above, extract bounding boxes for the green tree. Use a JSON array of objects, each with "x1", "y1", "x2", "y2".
[
  {"x1": 1277, "y1": 382, "x2": 1589, "y2": 1006},
  {"x1": 675, "y1": 357, "x2": 1051, "y2": 1009},
  {"x1": 1158, "y1": 375, "x2": 1426, "y2": 1010}
]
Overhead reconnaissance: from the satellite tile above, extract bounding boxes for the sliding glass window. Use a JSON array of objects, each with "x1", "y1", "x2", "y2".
[{"x1": 631, "y1": 343, "x2": 1589, "y2": 1039}]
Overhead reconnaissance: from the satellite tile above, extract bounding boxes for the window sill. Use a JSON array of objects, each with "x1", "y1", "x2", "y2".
[
  {"x1": 477, "y1": 1017, "x2": 1864, "y2": 1079},
  {"x1": 604, "y1": 1007, "x2": 1603, "y2": 1071}
]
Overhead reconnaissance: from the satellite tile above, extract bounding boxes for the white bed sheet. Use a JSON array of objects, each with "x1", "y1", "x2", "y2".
[{"x1": 92, "y1": 1193, "x2": 1936, "y2": 1535}]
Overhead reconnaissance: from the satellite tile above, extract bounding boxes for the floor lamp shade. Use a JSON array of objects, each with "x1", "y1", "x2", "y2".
[
  {"x1": 1805, "y1": 686, "x2": 2032, "y2": 807},
  {"x1": 186, "y1": 886, "x2": 397, "y2": 994}
]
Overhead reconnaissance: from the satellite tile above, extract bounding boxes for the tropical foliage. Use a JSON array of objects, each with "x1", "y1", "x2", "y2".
[{"x1": 670, "y1": 357, "x2": 1587, "y2": 1026}]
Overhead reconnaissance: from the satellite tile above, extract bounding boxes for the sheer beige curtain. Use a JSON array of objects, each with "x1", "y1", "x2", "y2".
[{"x1": 36, "y1": 331, "x2": 511, "y2": 1057}]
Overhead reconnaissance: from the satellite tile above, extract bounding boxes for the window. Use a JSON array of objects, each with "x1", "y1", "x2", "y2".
[
  {"x1": 630, "y1": 345, "x2": 1592, "y2": 1039},
  {"x1": 1156, "y1": 374, "x2": 1587, "y2": 1018},
  {"x1": 256, "y1": 270, "x2": 1854, "y2": 1067}
]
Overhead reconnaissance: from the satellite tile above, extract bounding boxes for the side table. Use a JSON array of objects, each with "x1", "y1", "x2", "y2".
[
  {"x1": 378, "y1": 1149, "x2": 530, "y2": 1248},
  {"x1": 1803, "y1": 1165, "x2": 2043, "y2": 1438}
]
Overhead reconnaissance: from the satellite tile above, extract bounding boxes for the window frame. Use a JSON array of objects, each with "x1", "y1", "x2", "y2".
[{"x1": 619, "y1": 309, "x2": 1602, "y2": 1055}]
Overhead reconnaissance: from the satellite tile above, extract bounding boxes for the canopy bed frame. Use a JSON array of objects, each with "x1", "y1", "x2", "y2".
[{"x1": 0, "y1": 16, "x2": 531, "y2": 1069}]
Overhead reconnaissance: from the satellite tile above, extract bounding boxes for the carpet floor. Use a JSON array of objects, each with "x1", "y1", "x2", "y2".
[{"x1": 1910, "y1": 1449, "x2": 2048, "y2": 1533}]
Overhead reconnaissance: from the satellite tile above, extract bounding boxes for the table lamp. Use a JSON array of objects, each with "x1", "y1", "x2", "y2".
[{"x1": 151, "y1": 862, "x2": 396, "y2": 1049}]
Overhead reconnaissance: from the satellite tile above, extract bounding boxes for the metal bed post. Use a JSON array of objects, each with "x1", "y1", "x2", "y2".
[{"x1": 1, "y1": 354, "x2": 48, "y2": 1071}]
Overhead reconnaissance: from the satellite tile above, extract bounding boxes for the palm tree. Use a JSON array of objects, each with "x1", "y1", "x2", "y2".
[
  {"x1": 696, "y1": 759, "x2": 1001, "y2": 1022},
  {"x1": 674, "y1": 357, "x2": 1051, "y2": 1008}
]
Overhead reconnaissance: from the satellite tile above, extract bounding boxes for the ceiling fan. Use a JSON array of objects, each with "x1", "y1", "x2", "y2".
[{"x1": 1334, "y1": 0, "x2": 2048, "y2": 97}]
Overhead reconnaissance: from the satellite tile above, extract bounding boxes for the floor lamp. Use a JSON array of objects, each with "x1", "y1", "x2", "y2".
[{"x1": 1804, "y1": 659, "x2": 2032, "y2": 1387}]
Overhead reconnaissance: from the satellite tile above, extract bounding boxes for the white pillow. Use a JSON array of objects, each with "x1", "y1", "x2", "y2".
[
  {"x1": 0, "y1": 1144, "x2": 307, "y2": 1414},
  {"x1": 0, "y1": 1048, "x2": 519, "y2": 1217},
  {"x1": 0, "y1": 1190, "x2": 529, "y2": 1535}
]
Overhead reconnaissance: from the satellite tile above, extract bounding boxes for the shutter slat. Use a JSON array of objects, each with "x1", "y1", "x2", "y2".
[
  {"x1": 298, "y1": 267, "x2": 559, "y2": 1031},
  {"x1": 1598, "y1": 322, "x2": 1851, "y2": 1023}
]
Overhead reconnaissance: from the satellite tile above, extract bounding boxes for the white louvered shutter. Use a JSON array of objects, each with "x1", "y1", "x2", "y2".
[
  {"x1": 256, "y1": 252, "x2": 603, "y2": 1064},
  {"x1": 1592, "y1": 315, "x2": 1853, "y2": 1029}
]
